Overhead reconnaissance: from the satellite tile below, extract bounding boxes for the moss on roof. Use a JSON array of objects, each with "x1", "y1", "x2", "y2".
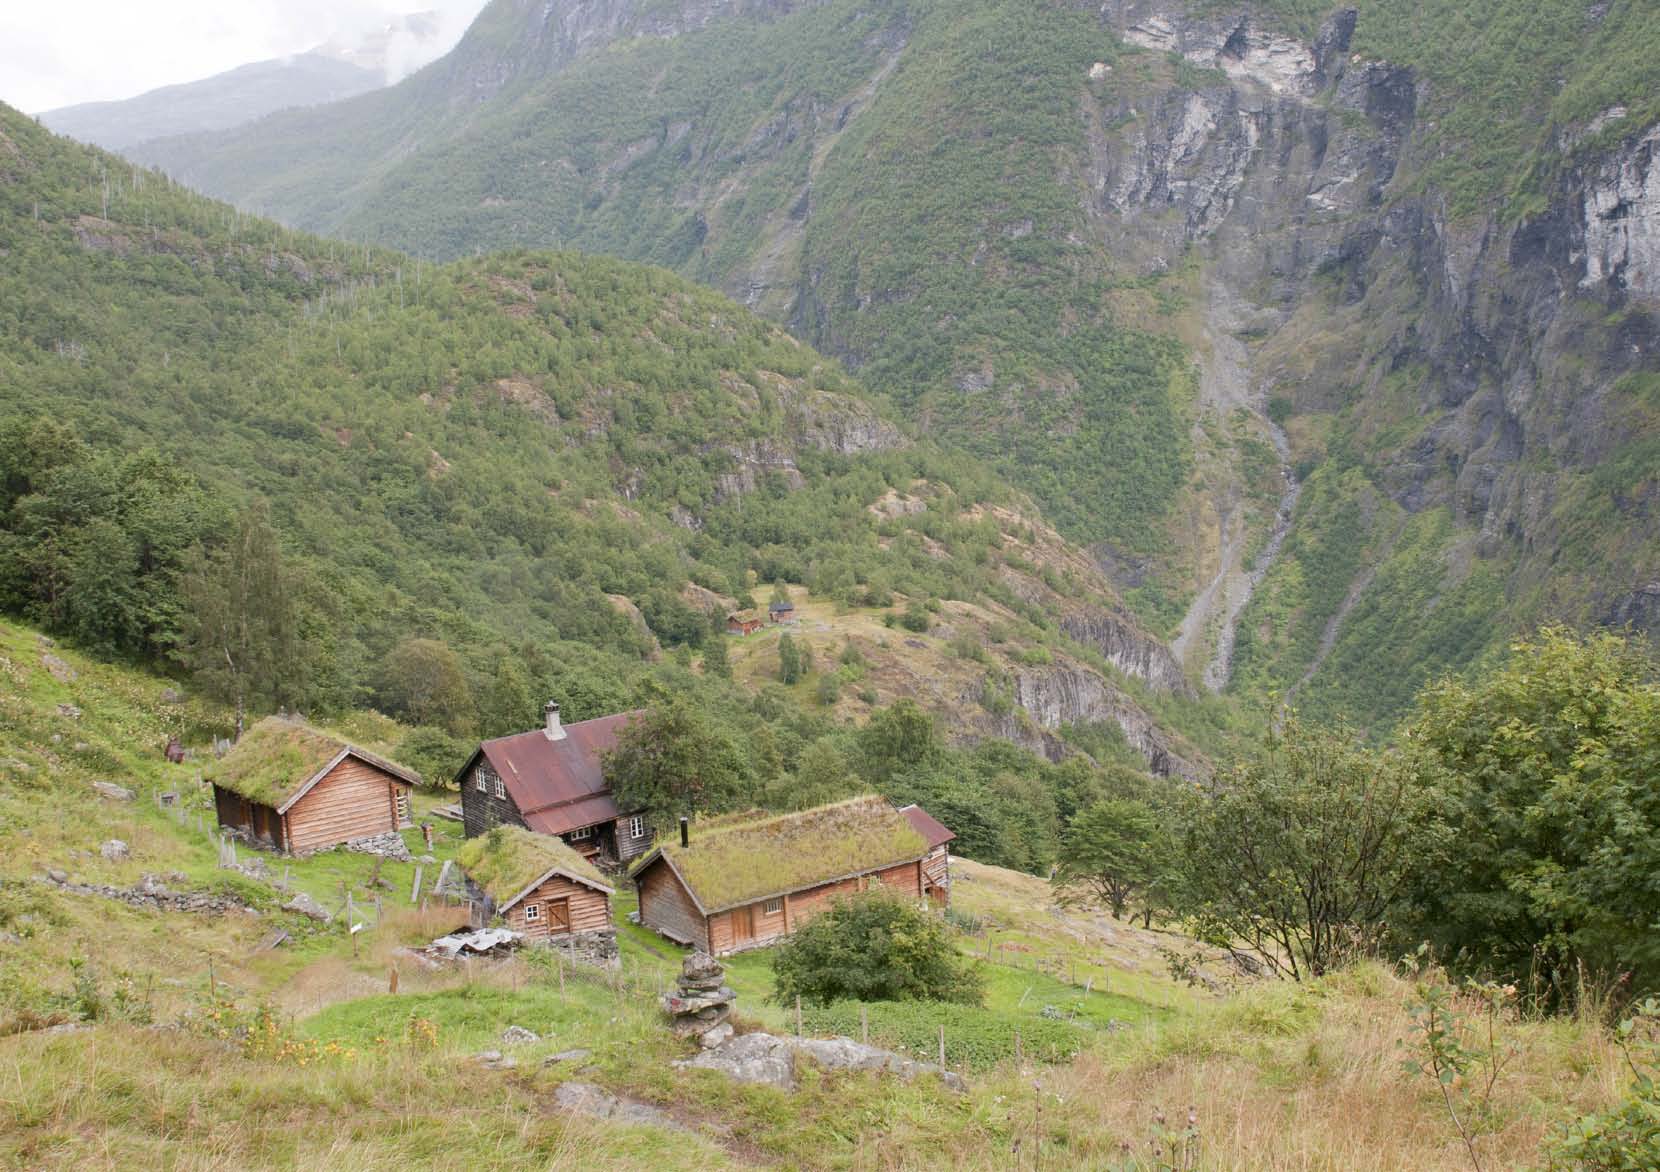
[
  {"x1": 457, "y1": 826, "x2": 613, "y2": 906},
  {"x1": 205, "y1": 717, "x2": 350, "y2": 808},
  {"x1": 643, "y1": 795, "x2": 929, "y2": 912},
  {"x1": 205, "y1": 715, "x2": 419, "y2": 809}
]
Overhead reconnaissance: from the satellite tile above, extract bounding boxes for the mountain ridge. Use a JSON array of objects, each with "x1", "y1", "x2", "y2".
[{"x1": 123, "y1": 0, "x2": 1660, "y2": 731}]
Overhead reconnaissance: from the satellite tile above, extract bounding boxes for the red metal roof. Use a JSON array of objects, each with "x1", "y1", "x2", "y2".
[
  {"x1": 898, "y1": 803, "x2": 956, "y2": 849},
  {"x1": 477, "y1": 711, "x2": 642, "y2": 836}
]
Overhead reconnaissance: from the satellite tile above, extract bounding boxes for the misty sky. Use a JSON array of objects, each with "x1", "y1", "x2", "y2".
[{"x1": 1, "y1": 0, "x2": 489, "y2": 113}]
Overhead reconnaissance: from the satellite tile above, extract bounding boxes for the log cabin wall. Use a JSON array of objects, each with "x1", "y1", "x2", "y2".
[
  {"x1": 501, "y1": 874, "x2": 611, "y2": 941},
  {"x1": 706, "y1": 861, "x2": 924, "y2": 954},
  {"x1": 614, "y1": 814, "x2": 654, "y2": 862},
  {"x1": 461, "y1": 759, "x2": 527, "y2": 839},
  {"x1": 284, "y1": 758, "x2": 406, "y2": 854},
  {"x1": 637, "y1": 861, "x2": 709, "y2": 951},
  {"x1": 214, "y1": 786, "x2": 283, "y2": 849}
]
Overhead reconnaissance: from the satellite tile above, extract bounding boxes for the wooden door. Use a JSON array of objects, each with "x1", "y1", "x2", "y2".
[
  {"x1": 733, "y1": 904, "x2": 755, "y2": 945},
  {"x1": 547, "y1": 898, "x2": 571, "y2": 934}
]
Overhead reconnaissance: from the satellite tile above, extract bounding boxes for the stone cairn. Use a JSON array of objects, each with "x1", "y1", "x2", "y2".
[{"x1": 664, "y1": 951, "x2": 736, "y2": 1048}]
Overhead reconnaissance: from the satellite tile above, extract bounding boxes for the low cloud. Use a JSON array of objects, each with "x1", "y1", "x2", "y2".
[{"x1": 2, "y1": 0, "x2": 488, "y2": 113}]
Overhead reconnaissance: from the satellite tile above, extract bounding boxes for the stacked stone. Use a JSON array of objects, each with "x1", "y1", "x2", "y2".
[{"x1": 664, "y1": 951, "x2": 736, "y2": 1047}]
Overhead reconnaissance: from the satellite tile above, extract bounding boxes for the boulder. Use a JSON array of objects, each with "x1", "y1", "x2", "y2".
[
  {"x1": 676, "y1": 1032, "x2": 967, "y2": 1093},
  {"x1": 501, "y1": 1025, "x2": 540, "y2": 1046},
  {"x1": 283, "y1": 892, "x2": 332, "y2": 922},
  {"x1": 56, "y1": 704, "x2": 82, "y2": 720},
  {"x1": 46, "y1": 868, "x2": 68, "y2": 884},
  {"x1": 41, "y1": 653, "x2": 76, "y2": 682},
  {"x1": 553, "y1": 1082, "x2": 686, "y2": 1132},
  {"x1": 100, "y1": 840, "x2": 130, "y2": 862},
  {"x1": 543, "y1": 1048, "x2": 591, "y2": 1066},
  {"x1": 698, "y1": 1022, "x2": 734, "y2": 1050},
  {"x1": 92, "y1": 781, "x2": 134, "y2": 802}
]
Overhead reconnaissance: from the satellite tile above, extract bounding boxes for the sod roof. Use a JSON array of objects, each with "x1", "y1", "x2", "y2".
[
  {"x1": 205, "y1": 716, "x2": 418, "y2": 810},
  {"x1": 637, "y1": 795, "x2": 929, "y2": 913},
  {"x1": 456, "y1": 826, "x2": 613, "y2": 908}
]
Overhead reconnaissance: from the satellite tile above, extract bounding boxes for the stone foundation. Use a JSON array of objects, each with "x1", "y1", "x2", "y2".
[{"x1": 544, "y1": 929, "x2": 619, "y2": 969}]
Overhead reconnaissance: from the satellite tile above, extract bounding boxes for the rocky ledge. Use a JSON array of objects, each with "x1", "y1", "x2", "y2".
[{"x1": 674, "y1": 1031, "x2": 967, "y2": 1093}]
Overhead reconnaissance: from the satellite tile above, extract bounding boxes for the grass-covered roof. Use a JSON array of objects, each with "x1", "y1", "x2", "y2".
[
  {"x1": 457, "y1": 826, "x2": 613, "y2": 907},
  {"x1": 642, "y1": 795, "x2": 929, "y2": 913},
  {"x1": 206, "y1": 716, "x2": 418, "y2": 809}
]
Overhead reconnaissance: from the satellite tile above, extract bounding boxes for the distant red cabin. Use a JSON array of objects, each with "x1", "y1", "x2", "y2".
[{"x1": 727, "y1": 613, "x2": 763, "y2": 636}]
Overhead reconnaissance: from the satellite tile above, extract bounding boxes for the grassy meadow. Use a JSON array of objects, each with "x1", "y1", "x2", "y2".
[{"x1": 0, "y1": 617, "x2": 1637, "y2": 1169}]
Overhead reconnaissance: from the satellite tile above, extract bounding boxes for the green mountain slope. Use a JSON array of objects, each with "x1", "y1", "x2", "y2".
[
  {"x1": 0, "y1": 103, "x2": 1210, "y2": 793},
  {"x1": 131, "y1": 0, "x2": 1660, "y2": 731}
]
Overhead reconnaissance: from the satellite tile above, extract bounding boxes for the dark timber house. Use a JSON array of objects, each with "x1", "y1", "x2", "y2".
[
  {"x1": 631, "y1": 795, "x2": 951, "y2": 955},
  {"x1": 456, "y1": 826, "x2": 618, "y2": 965},
  {"x1": 455, "y1": 702, "x2": 653, "y2": 866},
  {"x1": 207, "y1": 716, "x2": 418, "y2": 854}
]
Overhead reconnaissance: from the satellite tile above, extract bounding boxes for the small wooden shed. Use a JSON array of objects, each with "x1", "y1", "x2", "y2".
[
  {"x1": 899, "y1": 804, "x2": 956, "y2": 907},
  {"x1": 456, "y1": 825, "x2": 614, "y2": 943},
  {"x1": 726, "y1": 612, "x2": 764, "y2": 636},
  {"x1": 631, "y1": 795, "x2": 942, "y2": 955},
  {"x1": 207, "y1": 717, "x2": 418, "y2": 855}
]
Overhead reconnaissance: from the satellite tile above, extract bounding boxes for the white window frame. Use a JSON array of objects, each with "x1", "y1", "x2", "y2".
[
  {"x1": 474, "y1": 766, "x2": 488, "y2": 792},
  {"x1": 493, "y1": 777, "x2": 505, "y2": 800},
  {"x1": 524, "y1": 902, "x2": 541, "y2": 923},
  {"x1": 568, "y1": 826, "x2": 593, "y2": 841},
  {"x1": 762, "y1": 897, "x2": 783, "y2": 916},
  {"x1": 628, "y1": 815, "x2": 645, "y2": 840}
]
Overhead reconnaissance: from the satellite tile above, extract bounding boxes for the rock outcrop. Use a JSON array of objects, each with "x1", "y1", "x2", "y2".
[{"x1": 675, "y1": 1031, "x2": 968, "y2": 1093}]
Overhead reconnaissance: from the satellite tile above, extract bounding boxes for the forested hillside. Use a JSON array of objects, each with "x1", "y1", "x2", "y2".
[
  {"x1": 0, "y1": 102, "x2": 1217, "y2": 868},
  {"x1": 130, "y1": 0, "x2": 1660, "y2": 732}
]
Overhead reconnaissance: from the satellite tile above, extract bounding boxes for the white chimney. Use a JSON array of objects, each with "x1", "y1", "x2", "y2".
[{"x1": 544, "y1": 700, "x2": 565, "y2": 741}]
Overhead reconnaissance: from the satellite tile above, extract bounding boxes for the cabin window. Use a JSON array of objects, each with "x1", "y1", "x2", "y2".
[
  {"x1": 628, "y1": 815, "x2": 645, "y2": 839},
  {"x1": 474, "y1": 767, "x2": 487, "y2": 792},
  {"x1": 524, "y1": 902, "x2": 541, "y2": 923},
  {"x1": 763, "y1": 897, "x2": 783, "y2": 916},
  {"x1": 568, "y1": 826, "x2": 593, "y2": 841},
  {"x1": 493, "y1": 777, "x2": 505, "y2": 800}
]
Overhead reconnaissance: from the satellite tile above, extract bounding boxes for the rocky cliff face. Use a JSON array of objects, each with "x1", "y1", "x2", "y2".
[
  {"x1": 1079, "y1": 1, "x2": 1659, "y2": 707},
  {"x1": 1001, "y1": 663, "x2": 1200, "y2": 781}
]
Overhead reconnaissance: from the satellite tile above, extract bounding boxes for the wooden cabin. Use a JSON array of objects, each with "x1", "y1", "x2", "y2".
[
  {"x1": 207, "y1": 717, "x2": 418, "y2": 855},
  {"x1": 454, "y1": 702, "x2": 653, "y2": 866},
  {"x1": 726, "y1": 612, "x2": 764, "y2": 636},
  {"x1": 899, "y1": 804, "x2": 956, "y2": 907},
  {"x1": 631, "y1": 795, "x2": 952, "y2": 955},
  {"x1": 767, "y1": 599, "x2": 797, "y2": 624},
  {"x1": 456, "y1": 825, "x2": 614, "y2": 946}
]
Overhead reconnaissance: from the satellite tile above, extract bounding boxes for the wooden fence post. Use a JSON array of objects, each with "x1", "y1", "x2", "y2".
[
  {"x1": 795, "y1": 995, "x2": 803, "y2": 1039},
  {"x1": 861, "y1": 1003, "x2": 869, "y2": 1046},
  {"x1": 410, "y1": 865, "x2": 423, "y2": 905},
  {"x1": 937, "y1": 1025, "x2": 945, "y2": 1067}
]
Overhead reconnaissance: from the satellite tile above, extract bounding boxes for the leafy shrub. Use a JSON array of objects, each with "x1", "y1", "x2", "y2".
[
  {"x1": 1545, "y1": 998, "x2": 1660, "y2": 1170},
  {"x1": 771, "y1": 892, "x2": 983, "y2": 1007},
  {"x1": 395, "y1": 726, "x2": 475, "y2": 789}
]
